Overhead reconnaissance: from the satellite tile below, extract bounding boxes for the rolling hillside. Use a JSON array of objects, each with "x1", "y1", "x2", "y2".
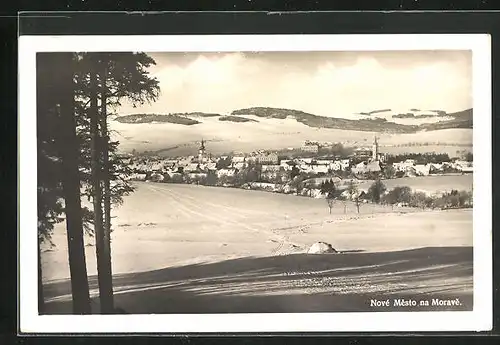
[
  {"x1": 219, "y1": 115, "x2": 258, "y2": 123},
  {"x1": 116, "y1": 107, "x2": 472, "y2": 132},
  {"x1": 111, "y1": 107, "x2": 473, "y2": 156},
  {"x1": 231, "y1": 107, "x2": 418, "y2": 133},
  {"x1": 115, "y1": 113, "x2": 201, "y2": 125}
]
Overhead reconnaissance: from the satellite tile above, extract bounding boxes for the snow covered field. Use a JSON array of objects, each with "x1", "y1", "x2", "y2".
[
  {"x1": 358, "y1": 174, "x2": 473, "y2": 195},
  {"x1": 41, "y1": 182, "x2": 473, "y2": 314},
  {"x1": 110, "y1": 116, "x2": 472, "y2": 156}
]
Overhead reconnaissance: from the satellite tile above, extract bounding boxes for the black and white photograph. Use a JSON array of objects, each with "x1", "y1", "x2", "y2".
[{"x1": 19, "y1": 34, "x2": 492, "y2": 333}]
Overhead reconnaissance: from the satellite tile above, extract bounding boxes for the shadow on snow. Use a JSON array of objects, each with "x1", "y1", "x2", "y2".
[{"x1": 42, "y1": 246, "x2": 473, "y2": 314}]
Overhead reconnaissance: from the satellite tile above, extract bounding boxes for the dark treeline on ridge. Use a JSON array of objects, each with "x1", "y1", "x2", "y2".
[{"x1": 114, "y1": 106, "x2": 473, "y2": 133}]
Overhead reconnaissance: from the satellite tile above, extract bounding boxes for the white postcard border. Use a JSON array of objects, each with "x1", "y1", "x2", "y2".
[{"x1": 18, "y1": 34, "x2": 492, "y2": 333}]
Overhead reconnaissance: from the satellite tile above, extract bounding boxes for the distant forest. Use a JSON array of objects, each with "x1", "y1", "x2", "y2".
[{"x1": 115, "y1": 107, "x2": 473, "y2": 134}]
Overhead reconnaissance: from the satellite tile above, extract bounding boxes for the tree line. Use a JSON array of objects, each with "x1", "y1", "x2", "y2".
[
  {"x1": 384, "y1": 153, "x2": 451, "y2": 165},
  {"x1": 37, "y1": 52, "x2": 159, "y2": 314},
  {"x1": 319, "y1": 179, "x2": 472, "y2": 215}
]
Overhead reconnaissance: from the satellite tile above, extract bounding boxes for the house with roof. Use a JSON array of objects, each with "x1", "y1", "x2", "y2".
[
  {"x1": 429, "y1": 163, "x2": 444, "y2": 173},
  {"x1": 280, "y1": 160, "x2": 295, "y2": 171},
  {"x1": 310, "y1": 164, "x2": 329, "y2": 174},
  {"x1": 262, "y1": 164, "x2": 281, "y2": 172},
  {"x1": 453, "y1": 160, "x2": 473, "y2": 172},
  {"x1": 217, "y1": 168, "x2": 237, "y2": 178},
  {"x1": 413, "y1": 164, "x2": 431, "y2": 176},
  {"x1": 149, "y1": 162, "x2": 165, "y2": 172},
  {"x1": 404, "y1": 166, "x2": 418, "y2": 177},
  {"x1": 340, "y1": 188, "x2": 366, "y2": 200},
  {"x1": 233, "y1": 162, "x2": 247, "y2": 170},
  {"x1": 300, "y1": 158, "x2": 314, "y2": 164},
  {"x1": 393, "y1": 161, "x2": 415, "y2": 172},
  {"x1": 353, "y1": 147, "x2": 372, "y2": 159},
  {"x1": 130, "y1": 173, "x2": 147, "y2": 181},
  {"x1": 328, "y1": 159, "x2": 351, "y2": 171},
  {"x1": 186, "y1": 172, "x2": 208, "y2": 180},
  {"x1": 352, "y1": 160, "x2": 381, "y2": 175},
  {"x1": 177, "y1": 156, "x2": 194, "y2": 166},
  {"x1": 165, "y1": 170, "x2": 182, "y2": 179},
  {"x1": 460, "y1": 165, "x2": 474, "y2": 173},
  {"x1": 184, "y1": 163, "x2": 201, "y2": 173},
  {"x1": 205, "y1": 162, "x2": 217, "y2": 171},
  {"x1": 248, "y1": 182, "x2": 277, "y2": 192},
  {"x1": 261, "y1": 164, "x2": 282, "y2": 180},
  {"x1": 150, "y1": 173, "x2": 164, "y2": 182},
  {"x1": 329, "y1": 161, "x2": 342, "y2": 171},
  {"x1": 255, "y1": 152, "x2": 279, "y2": 165},
  {"x1": 340, "y1": 159, "x2": 351, "y2": 169},
  {"x1": 315, "y1": 159, "x2": 333, "y2": 166},
  {"x1": 232, "y1": 156, "x2": 246, "y2": 164},
  {"x1": 301, "y1": 141, "x2": 319, "y2": 153}
]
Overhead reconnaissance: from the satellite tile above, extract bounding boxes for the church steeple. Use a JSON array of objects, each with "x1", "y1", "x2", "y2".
[
  {"x1": 372, "y1": 135, "x2": 379, "y2": 161},
  {"x1": 198, "y1": 139, "x2": 206, "y2": 164}
]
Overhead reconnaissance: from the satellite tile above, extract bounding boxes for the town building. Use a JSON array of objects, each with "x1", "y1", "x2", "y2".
[
  {"x1": 353, "y1": 147, "x2": 372, "y2": 159},
  {"x1": 315, "y1": 159, "x2": 333, "y2": 166},
  {"x1": 413, "y1": 164, "x2": 432, "y2": 176},
  {"x1": 232, "y1": 156, "x2": 246, "y2": 164},
  {"x1": 184, "y1": 163, "x2": 201, "y2": 173},
  {"x1": 301, "y1": 141, "x2": 319, "y2": 153},
  {"x1": 352, "y1": 136, "x2": 382, "y2": 162},
  {"x1": 280, "y1": 160, "x2": 297, "y2": 171},
  {"x1": 233, "y1": 162, "x2": 247, "y2": 170},
  {"x1": 261, "y1": 165, "x2": 282, "y2": 180},
  {"x1": 255, "y1": 152, "x2": 279, "y2": 165},
  {"x1": 393, "y1": 160, "x2": 416, "y2": 172},
  {"x1": 352, "y1": 160, "x2": 381, "y2": 174},
  {"x1": 261, "y1": 165, "x2": 281, "y2": 172},
  {"x1": 205, "y1": 162, "x2": 217, "y2": 171},
  {"x1": 217, "y1": 168, "x2": 237, "y2": 178},
  {"x1": 452, "y1": 160, "x2": 473, "y2": 172}
]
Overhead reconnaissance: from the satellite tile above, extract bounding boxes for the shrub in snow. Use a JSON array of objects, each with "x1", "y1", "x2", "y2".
[{"x1": 307, "y1": 241, "x2": 338, "y2": 254}]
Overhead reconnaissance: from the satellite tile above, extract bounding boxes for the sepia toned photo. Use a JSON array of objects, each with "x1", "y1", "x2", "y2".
[{"x1": 19, "y1": 34, "x2": 492, "y2": 333}]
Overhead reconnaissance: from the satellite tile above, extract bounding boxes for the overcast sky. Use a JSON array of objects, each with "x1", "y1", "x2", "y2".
[{"x1": 117, "y1": 50, "x2": 472, "y2": 118}]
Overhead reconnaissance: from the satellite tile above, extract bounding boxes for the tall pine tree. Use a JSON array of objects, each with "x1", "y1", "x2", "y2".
[
  {"x1": 43, "y1": 53, "x2": 92, "y2": 314},
  {"x1": 74, "y1": 52, "x2": 160, "y2": 313}
]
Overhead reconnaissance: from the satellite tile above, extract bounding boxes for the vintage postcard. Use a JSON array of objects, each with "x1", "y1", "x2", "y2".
[{"x1": 19, "y1": 34, "x2": 492, "y2": 333}]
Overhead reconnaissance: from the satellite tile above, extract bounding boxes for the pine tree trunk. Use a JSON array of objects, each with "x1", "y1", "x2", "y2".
[
  {"x1": 99, "y1": 64, "x2": 115, "y2": 312},
  {"x1": 37, "y1": 238, "x2": 45, "y2": 314},
  {"x1": 89, "y1": 65, "x2": 111, "y2": 314},
  {"x1": 57, "y1": 52, "x2": 91, "y2": 314}
]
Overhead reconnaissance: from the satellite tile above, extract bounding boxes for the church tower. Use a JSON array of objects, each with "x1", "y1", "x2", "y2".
[
  {"x1": 372, "y1": 135, "x2": 379, "y2": 161},
  {"x1": 198, "y1": 139, "x2": 206, "y2": 164}
]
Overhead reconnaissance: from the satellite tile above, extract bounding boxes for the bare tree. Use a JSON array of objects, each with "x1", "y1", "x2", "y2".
[
  {"x1": 326, "y1": 197, "x2": 335, "y2": 214},
  {"x1": 337, "y1": 194, "x2": 348, "y2": 214},
  {"x1": 347, "y1": 181, "x2": 361, "y2": 214},
  {"x1": 290, "y1": 176, "x2": 304, "y2": 196}
]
